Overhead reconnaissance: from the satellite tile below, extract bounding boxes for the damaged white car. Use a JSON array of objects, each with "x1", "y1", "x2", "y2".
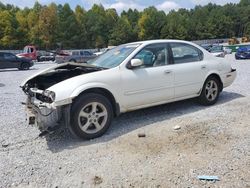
[{"x1": 21, "y1": 40, "x2": 236, "y2": 139}]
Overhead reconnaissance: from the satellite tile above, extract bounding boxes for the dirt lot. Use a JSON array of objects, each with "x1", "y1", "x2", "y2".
[{"x1": 0, "y1": 55, "x2": 250, "y2": 188}]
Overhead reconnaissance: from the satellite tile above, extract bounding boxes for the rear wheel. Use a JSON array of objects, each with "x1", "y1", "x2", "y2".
[
  {"x1": 70, "y1": 93, "x2": 113, "y2": 139},
  {"x1": 198, "y1": 76, "x2": 220, "y2": 105}
]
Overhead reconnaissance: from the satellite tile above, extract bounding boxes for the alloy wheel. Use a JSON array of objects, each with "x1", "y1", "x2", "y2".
[
  {"x1": 205, "y1": 80, "x2": 218, "y2": 101},
  {"x1": 78, "y1": 102, "x2": 108, "y2": 134}
]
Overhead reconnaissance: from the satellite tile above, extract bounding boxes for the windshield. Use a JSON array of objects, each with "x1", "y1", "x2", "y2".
[
  {"x1": 88, "y1": 43, "x2": 141, "y2": 68},
  {"x1": 23, "y1": 46, "x2": 29, "y2": 53}
]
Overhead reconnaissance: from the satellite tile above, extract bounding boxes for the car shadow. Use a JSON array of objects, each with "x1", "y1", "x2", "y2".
[{"x1": 45, "y1": 91, "x2": 244, "y2": 153}]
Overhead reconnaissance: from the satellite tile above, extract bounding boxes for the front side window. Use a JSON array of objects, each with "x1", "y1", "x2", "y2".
[
  {"x1": 210, "y1": 46, "x2": 223, "y2": 52},
  {"x1": 133, "y1": 43, "x2": 169, "y2": 68},
  {"x1": 170, "y1": 43, "x2": 203, "y2": 64}
]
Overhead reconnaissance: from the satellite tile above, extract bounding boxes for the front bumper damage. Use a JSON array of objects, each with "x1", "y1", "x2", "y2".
[{"x1": 24, "y1": 90, "x2": 71, "y2": 132}]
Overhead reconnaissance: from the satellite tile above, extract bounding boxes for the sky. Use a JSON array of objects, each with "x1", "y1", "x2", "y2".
[{"x1": 1, "y1": 0, "x2": 241, "y2": 13}]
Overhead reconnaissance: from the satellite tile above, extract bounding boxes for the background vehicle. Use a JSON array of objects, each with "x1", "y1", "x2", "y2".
[
  {"x1": 223, "y1": 46, "x2": 232, "y2": 54},
  {"x1": 0, "y1": 52, "x2": 33, "y2": 70},
  {"x1": 55, "y1": 50, "x2": 97, "y2": 64},
  {"x1": 37, "y1": 51, "x2": 55, "y2": 62},
  {"x1": 21, "y1": 40, "x2": 236, "y2": 140},
  {"x1": 200, "y1": 44, "x2": 213, "y2": 51},
  {"x1": 208, "y1": 45, "x2": 226, "y2": 57},
  {"x1": 16, "y1": 45, "x2": 37, "y2": 61},
  {"x1": 235, "y1": 46, "x2": 250, "y2": 59}
]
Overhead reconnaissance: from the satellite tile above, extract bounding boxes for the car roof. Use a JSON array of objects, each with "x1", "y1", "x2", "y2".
[
  {"x1": 201, "y1": 44, "x2": 212, "y2": 46},
  {"x1": 0, "y1": 52, "x2": 14, "y2": 55},
  {"x1": 127, "y1": 39, "x2": 196, "y2": 45}
]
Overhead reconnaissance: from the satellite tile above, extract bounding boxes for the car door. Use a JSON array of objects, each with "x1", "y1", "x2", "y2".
[
  {"x1": 83, "y1": 51, "x2": 92, "y2": 62},
  {"x1": 0, "y1": 53, "x2": 6, "y2": 69},
  {"x1": 2, "y1": 53, "x2": 19, "y2": 68},
  {"x1": 121, "y1": 43, "x2": 174, "y2": 109},
  {"x1": 169, "y1": 42, "x2": 208, "y2": 98}
]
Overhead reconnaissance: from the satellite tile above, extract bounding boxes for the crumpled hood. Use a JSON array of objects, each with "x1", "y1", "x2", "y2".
[{"x1": 20, "y1": 62, "x2": 99, "y2": 87}]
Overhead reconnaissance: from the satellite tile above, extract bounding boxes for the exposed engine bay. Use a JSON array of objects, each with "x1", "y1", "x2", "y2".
[
  {"x1": 22, "y1": 63, "x2": 102, "y2": 91},
  {"x1": 21, "y1": 63, "x2": 104, "y2": 132}
]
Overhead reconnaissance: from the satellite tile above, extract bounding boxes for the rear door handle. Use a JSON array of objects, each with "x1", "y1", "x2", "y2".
[{"x1": 164, "y1": 70, "x2": 172, "y2": 74}]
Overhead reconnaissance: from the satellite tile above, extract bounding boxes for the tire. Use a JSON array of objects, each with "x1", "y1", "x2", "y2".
[
  {"x1": 20, "y1": 63, "x2": 30, "y2": 70},
  {"x1": 198, "y1": 76, "x2": 220, "y2": 105},
  {"x1": 70, "y1": 93, "x2": 113, "y2": 139}
]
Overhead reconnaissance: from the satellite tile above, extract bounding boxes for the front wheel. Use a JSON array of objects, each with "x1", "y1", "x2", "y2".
[
  {"x1": 19, "y1": 63, "x2": 30, "y2": 70},
  {"x1": 198, "y1": 76, "x2": 220, "y2": 105},
  {"x1": 69, "y1": 59, "x2": 76, "y2": 62},
  {"x1": 70, "y1": 93, "x2": 113, "y2": 139}
]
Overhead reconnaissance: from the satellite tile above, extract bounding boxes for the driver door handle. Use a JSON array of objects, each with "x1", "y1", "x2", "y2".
[{"x1": 164, "y1": 70, "x2": 172, "y2": 74}]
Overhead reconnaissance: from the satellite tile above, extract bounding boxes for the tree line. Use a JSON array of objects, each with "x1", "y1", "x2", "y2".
[{"x1": 0, "y1": 0, "x2": 250, "y2": 50}]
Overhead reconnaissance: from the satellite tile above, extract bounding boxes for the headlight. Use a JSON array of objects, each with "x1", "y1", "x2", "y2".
[{"x1": 42, "y1": 90, "x2": 56, "y2": 102}]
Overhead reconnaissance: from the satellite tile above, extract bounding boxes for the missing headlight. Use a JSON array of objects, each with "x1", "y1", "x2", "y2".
[
  {"x1": 34, "y1": 90, "x2": 56, "y2": 103},
  {"x1": 43, "y1": 90, "x2": 55, "y2": 100}
]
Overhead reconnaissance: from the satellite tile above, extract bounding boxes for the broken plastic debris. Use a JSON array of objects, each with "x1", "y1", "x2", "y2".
[
  {"x1": 2, "y1": 143, "x2": 9, "y2": 148},
  {"x1": 197, "y1": 175, "x2": 220, "y2": 181},
  {"x1": 173, "y1": 125, "x2": 181, "y2": 130},
  {"x1": 93, "y1": 176, "x2": 103, "y2": 185},
  {"x1": 138, "y1": 133, "x2": 146, "y2": 137}
]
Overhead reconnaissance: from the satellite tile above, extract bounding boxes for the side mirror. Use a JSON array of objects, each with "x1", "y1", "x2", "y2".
[{"x1": 130, "y1": 59, "x2": 143, "y2": 68}]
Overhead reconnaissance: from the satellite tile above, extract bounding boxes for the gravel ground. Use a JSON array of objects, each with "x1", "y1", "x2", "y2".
[{"x1": 0, "y1": 56, "x2": 250, "y2": 188}]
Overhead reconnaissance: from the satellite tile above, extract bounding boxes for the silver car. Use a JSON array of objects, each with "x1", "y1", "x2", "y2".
[{"x1": 55, "y1": 50, "x2": 97, "y2": 64}]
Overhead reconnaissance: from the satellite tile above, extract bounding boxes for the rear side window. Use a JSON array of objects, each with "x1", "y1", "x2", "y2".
[
  {"x1": 0, "y1": 53, "x2": 4, "y2": 61},
  {"x1": 170, "y1": 43, "x2": 203, "y2": 64}
]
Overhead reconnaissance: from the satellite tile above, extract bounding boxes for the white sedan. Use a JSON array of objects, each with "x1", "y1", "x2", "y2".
[{"x1": 21, "y1": 40, "x2": 236, "y2": 139}]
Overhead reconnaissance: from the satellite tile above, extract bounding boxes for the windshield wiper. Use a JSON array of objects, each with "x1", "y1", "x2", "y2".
[
  {"x1": 83, "y1": 61, "x2": 108, "y2": 70},
  {"x1": 82, "y1": 62, "x2": 108, "y2": 70}
]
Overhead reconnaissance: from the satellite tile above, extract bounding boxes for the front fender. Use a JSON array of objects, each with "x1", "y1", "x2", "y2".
[
  {"x1": 70, "y1": 82, "x2": 119, "y2": 102},
  {"x1": 52, "y1": 82, "x2": 118, "y2": 107}
]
